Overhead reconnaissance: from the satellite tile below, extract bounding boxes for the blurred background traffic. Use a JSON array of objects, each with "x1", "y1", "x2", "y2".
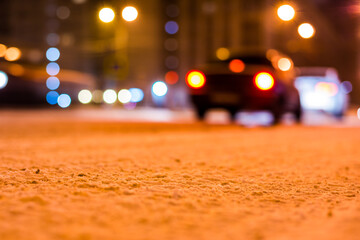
[{"x1": 0, "y1": 0, "x2": 359, "y2": 122}]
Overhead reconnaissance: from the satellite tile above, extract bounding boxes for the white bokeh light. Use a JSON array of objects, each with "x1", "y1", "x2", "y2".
[
  {"x1": 277, "y1": 5, "x2": 295, "y2": 21},
  {"x1": 122, "y1": 6, "x2": 138, "y2": 22},
  {"x1": 152, "y1": 81, "x2": 168, "y2": 97},
  {"x1": 78, "y1": 89, "x2": 92, "y2": 104},
  {"x1": 277, "y1": 58, "x2": 292, "y2": 71},
  {"x1": 99, "y1": 8, "x2": 115, "y2": 23},
  {"x1": 103, "y1": 89, "x2": 117, "y2": 104},
  {"x1": 118, "y1": 89, "x2": 132, "y2": 104},
  {"x1": 298, "y1": 23, "x2": 315, "y2": 39}
]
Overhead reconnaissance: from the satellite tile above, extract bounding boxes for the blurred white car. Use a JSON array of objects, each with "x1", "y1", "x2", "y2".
[{"x1": 294, "y1": 67, "x2": 351, "y2": 118}]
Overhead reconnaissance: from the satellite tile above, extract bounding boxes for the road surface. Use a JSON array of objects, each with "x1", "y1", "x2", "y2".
[{"x1": 0, "y1": 108, "x2": 360, "y2": 240}]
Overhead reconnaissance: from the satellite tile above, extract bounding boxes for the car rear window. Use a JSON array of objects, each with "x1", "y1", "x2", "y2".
[{"x1": 228, "y1": 56, "x2": 272, "y2": 66}]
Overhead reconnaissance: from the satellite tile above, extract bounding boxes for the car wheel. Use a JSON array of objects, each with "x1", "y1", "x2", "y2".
[
  {"x1": 271, "y1": 109, "x2": 282, "y2": 125},
  {"x1": 271, "y1": 96, "x2": 285, "y2": 125},
  {"x1": 333, "y1": 111, "x2": 344, "y2": 120},
  {"x1": 293, "y1": 105, "x2": 302, "y2": 123},
  {"x1": 195, "y1": 107, "x2": 207, "y2": 120},
  {"x1": 228, "y1": 108, "x2": 238, "y2": 121}
]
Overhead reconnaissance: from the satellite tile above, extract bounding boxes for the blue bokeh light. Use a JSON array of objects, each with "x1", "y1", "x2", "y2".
[
  {"x1": 58, "y1": 94, "x2": 71, "y2": 108},
  {"x1": 0, "y1": 71, "x2": 8, "y2": 89},
  {"x1": 165, "y1": 21, "x2": 179, "y2": 35},
  {"x1": 46, "y1": 91, "x2": 59, "y2": 105},
  {"x1": 129, "y1": 88, "x2": 144, "y2": 103},
  {"x1": 46, "y1": 47, "x2": 60, "y2": 61},
  {"x1": 46, "y1": 76, "x2": 60, "y2": 90},
  {"x1": 46, "y1": 62, "x2": 60, "y2": 76}
]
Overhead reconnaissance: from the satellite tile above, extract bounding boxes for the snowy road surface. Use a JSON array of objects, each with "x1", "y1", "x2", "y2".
[{"x1": 0, "y1": 109, "x2": 360, "y2": 240}]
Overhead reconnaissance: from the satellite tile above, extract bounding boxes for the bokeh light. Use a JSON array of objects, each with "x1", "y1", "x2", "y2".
[
  {"x1": 165, "y1": 71, "x2": 179, "y2": 84},
  {"x1": 57, "y1": 6, "x2": 70, "y2": 20},
  {"x1": 298, "y1": 23, "x2": 315, "y2": 39},
  {"x1": 186, "y1": 70, "x2": 206, "y2": 89},
  {"x1": 216, "y1": 48, "x2": 230, "y2": 60},
  {"x1": 118, "y1": 89, "x2": 132, "y2": 104},
  {"x1": 46, "y1": 91, "x2": 59, "y2": 105},
  {"x1": 61, "y1": 33, "x2": 75, "y2": 47},
  {"x1": 58, "y1": 94, "x2": 71, "y2": 108},
  {"x1": 46, "y1": 33, "x2": 60, "y2": 46},
  {"x1": 78, "y1": 89, "x2": 92, "y2": 104},
  {"x1": 103, "y1": 89, "x2": 117, "y2": 104},
  {"x1": 99, "y1": 7, "x2": 115, "y2": 23},
  {"x1": 0, "y1": 44, "x2": 6, "y2": 57},
  {"x1": 46, "y1": 47, "x2": 60, "y2": 61},
  {"x1": 124, "y1": 102, "x2": 137, "y2": 110},
  {"x1": 46, "y1": 77, "x2": 60, "y2": 90},
  {"x1": 46, "y1": 62, "x2": 60, "y2": 76},
  {"x1": 277, "y1": 57, "x2": 292, "y2": 71},
  {"x1": 8, "y1": 64, "x2": 25, "y2": 76},
  {"x1": 277, "y1": 4, "x2": 295, "y2": 21},
  {"x1": 340, "y1": 81, "x2": 352, "y2": 94},
  {"x1": 28, "y1": 49, "x2": 43, "y2": 63},
  {"x1": 129, "y1": 88, "x2": 144, "y2": 103},
  {"x1": 5, "y1": 47, "x2": 21, "y2": 61},
  {"x1": 122, "y1": 6, "x2": 138, "y2": 22},
  {"x1": 254, "y1": 72, "x2": 274, "y2": 90},
  {"x1": 164, "y1": 38, "x2": 178, "y2": 51},
  {"x1": 152, "y1": 81, "x2": 168, "y2": 97},
  {"x1": 92, "y1": 90, "x2": 103, "y2": 103},
  {"x1": 0, "y1": 71, "x2": 8, "y2": 89},
  {"x1": 266, "y1": 49, "x2": 279, "y2": 61},
  {"x1": 165, "y1": 21, "x2": 179, "y2": 34},
  {"x1": 229, "y1": 59, "x2": 245, "y2": 73}
]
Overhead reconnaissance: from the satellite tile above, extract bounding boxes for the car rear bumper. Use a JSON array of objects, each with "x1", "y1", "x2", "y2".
[{"x1": 190, "y1": 93, "x2": 279, "y2": 111}]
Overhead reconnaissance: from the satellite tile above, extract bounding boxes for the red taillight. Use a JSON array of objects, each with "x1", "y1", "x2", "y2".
[
  {"x1": 186, "y1": 70, "x2": 206, "y2": 89},
  {"x1": 229, "y1": 59, "x2": 245, "y2": 73},
  {"x1": 254, "y1": 72, "x2": 275, "y2": 90}
]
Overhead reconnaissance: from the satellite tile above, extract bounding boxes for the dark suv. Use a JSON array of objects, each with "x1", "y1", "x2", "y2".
[{"x1": 185, "y1": 49, "x2": 302, "y2": 124}]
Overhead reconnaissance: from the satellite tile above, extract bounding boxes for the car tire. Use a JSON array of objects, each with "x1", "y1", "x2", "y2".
[
  {"x1": 333, "y1": 111, "x2": 344, "y2": 120},
  {"x1": 195, "y1": 107, "x2": 207, "y2": 120},
  {"x1": 271, "y1": 109, "x2": 282, "y2": 125},
  {"x1": 228, "y1": 108, "x2": 238, "y2": 121},
  {"x1": 293, "y1": 105, "x2": 302, "y2": 123},
  {"x1": 271, "y1": 96, "x2": 285, "y2": 125}
]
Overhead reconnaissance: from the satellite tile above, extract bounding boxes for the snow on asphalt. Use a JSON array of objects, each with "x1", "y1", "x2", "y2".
[{"x1": 0, "y1": 110, "x2": 360, "y2": 240}]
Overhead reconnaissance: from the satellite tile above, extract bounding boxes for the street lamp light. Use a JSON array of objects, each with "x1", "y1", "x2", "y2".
[
  {"x1": 122, "y1": 6, "x2": 138, "y2": 22},
  {"x1": 298, "y1": 23, "x2": 315, "y2": 39},
  {"x1": 99, "y1": 7, "x2": 115, "y2": 23},
  {"x1": 277, "y1": 4, "x2": 295, "y2": 21}
]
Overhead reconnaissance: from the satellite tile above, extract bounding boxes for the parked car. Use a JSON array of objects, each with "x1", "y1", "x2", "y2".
[
  {"x1": 185, "y1": 49, "x2": 302, "y2": 124},
  {"x1": 294, "y1": 67, "x2": 349, "y2": 118}
]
